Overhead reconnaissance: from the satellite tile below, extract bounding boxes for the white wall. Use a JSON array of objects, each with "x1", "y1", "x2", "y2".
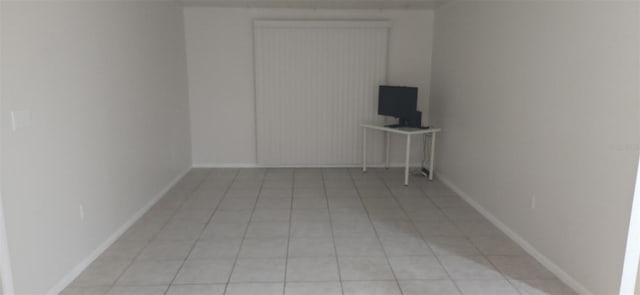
[
  {"x1": 430, "y1": 1, "x2": 639, "y2": 294},
  {"x1": 184, "y1": 7, "x2": 434, "y2": 166},
  {"x1": 1, "y1": 1, "x2": 192, "y2": 293}
]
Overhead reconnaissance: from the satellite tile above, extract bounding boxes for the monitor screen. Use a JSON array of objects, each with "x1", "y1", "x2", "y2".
[{"x1": 377, "y1": 86, "x2": 418, "y2": 119}]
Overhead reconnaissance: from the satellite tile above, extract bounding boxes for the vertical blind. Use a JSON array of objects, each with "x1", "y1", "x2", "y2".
[{"x1": 254, "y1": 20, "x2": 389, "y2": 165}]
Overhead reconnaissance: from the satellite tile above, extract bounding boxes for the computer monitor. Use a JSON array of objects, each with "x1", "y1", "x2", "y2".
[{"x1": 378, "y1": 85, "x2": 418, "y2": 126}]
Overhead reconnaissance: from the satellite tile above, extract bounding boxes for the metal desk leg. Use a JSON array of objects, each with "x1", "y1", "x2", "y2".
[
  {"x1": 429, "y1": 132, "x2": 436, "y2": 180},
  {"x1": 385, "y1": 131, "x2": 390, "y2": 169},
  {"x1": 404, "y1": 134, "x2": 411, "y2": 186},
  {"x1": 362, "y1": 127, "x2": 367, "y2": 173}
]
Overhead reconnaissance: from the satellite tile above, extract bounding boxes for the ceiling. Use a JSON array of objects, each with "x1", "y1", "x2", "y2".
[{"x1": 180, "y1": 0, "x2": 450, "y2": 9}]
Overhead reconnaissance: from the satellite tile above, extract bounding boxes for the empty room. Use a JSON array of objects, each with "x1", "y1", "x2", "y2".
[{"x1": 1, "y1": 0, "x2": 639, "y2": 294}]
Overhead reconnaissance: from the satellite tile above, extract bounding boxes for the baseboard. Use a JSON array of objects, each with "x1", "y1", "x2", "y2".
[
  {"x1": 46, "y1": 166, "x2": 191, "y2": 295},
  {"x1": 436, "y1": 173, "x2": 593, "y2": 295},
  {"x1": 192, "y1": 162, "x2": 425, "y2": 168}
]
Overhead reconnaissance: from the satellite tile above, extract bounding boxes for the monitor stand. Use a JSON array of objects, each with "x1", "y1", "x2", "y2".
[{"x1": 385, "y1": 118, "x2": 409, "y2": 128}]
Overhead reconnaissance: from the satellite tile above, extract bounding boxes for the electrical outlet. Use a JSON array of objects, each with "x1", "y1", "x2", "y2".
[
  {"x1": 79, "y1": 205, "x2": 85, "y2": 221},
  {"x1": 530, "y1": 194, "x2": 536, "y2": 209}
]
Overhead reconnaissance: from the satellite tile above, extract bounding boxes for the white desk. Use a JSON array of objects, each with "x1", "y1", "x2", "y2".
[{"x1": 361, "y1": 123, "x2": 441, "y2": 185}]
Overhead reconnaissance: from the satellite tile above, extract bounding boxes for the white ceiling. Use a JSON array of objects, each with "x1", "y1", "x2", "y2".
[{"x1": 181, "y1": 0, "x2": 450, "y2": 9}]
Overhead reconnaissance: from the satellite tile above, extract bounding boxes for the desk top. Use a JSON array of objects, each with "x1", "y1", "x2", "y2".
[{"x1": 361, "y1": 123, "x2": 441, "y2": 135}]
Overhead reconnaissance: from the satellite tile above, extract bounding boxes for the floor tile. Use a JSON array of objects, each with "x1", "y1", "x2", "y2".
[
  {"x1": 367, "y1": 207, "x2": 409, "y2": 221},
  {"x1": 136, "y1": 240, "x2": 194, "y2": 261},
  {"x1": 488, "y1": 256, "x2": 556, "y2": 280},
  {"x1": 414, "y1": 220, "x2": 464, "y2": 237},
  {"x1": 139, "y1": 208, "x2": 175, "y2": 224},
  {"x1": 380, "y1": 236, "x2": 433, "y2": 256},
  {"x1": 290, "y1": 220, "x2": 332, "y2": 238},
  {"x1": 200, "y1": 223, "x2": 247, "y2": 240},
  {"x1": 286, "y1": 257, "x2": 340, "y2": 282},
  {"x1": 438, "y1": 255, "x2": 504, "y2": 280},
  {"x1": 373, "y1": 220, "x2": 420, "y2": 237},
  {"x1": 120, "y1": 222, "x2": 164, "y2": 241},
  {"x1": 66, "y1": 169, "x2": 568, "y2": 295},
  {"x1": 188, "y1": 238, "x2": 242, "y2": 259},
  {"x1": 285, "y1": 281, "x2": 342, "y2": 295},
  {"x1": 225, "y1": 283, "x2": 284, "y2": 295},
  {"x1": 210, "y1": 209, "x2": 253, "y2": 224},
  {"x1": 102, "y1": 240, "x2": 148, "y2": 260},
  {"x1": 388, "y1": 256, "x2": 449, "y2": 280},
  {"x1": 426, "y1": 236, "x2": 481, "y2": 257},
  {"x1": 263, "y1": 180, "x2": 293, "y2": 188},
  {"x1": 60, "y1": 286, "x2": 110, "y2": 295},
  {"x1": 455, "y1": 220, "x2": 503, "y2": 236},
  {"x1": 226, "y1": 188, "x2": 260, "y2": 198},
  {"x1": 469, "y1": 236, "x2": 526, "y2": 256},
  {"x1": 508, "y1": 279, "x2": 577, "y2": 295},
  {"x1": 183, "y1": 197, "x2": 223, "y2": 210},
  {"x1": 230, "y1": 258, "x2": 286, "y2": 282},
  {"x1": 335, "y1": 235, "x2": 385, "y2": 257},
  {"x1": 332, "y1": 219, "x2": 376, "y2": 237},
  {"x1": 174, "y1": 259, "x2": 235, "y2": 284},
  {"x1": 293, "y1": 197, "x2": 328, "y2": 209},
  {"x1": 166, "y1": 284, "x2": 226, "y2": 295},
  {"x1": 106, "y1": 285, "x2": 168, "y2": 295},
  {"x1": 170, "y1": 208, "x2": 216, "y2": 224},
  {"x1": 291, "y1": 208, "x2": 330, "y2": 222},
  {"x1": 325, "y1": 188, "x2": 359, "y2": 198},
  {"x1": 288, "y1": 237, "x2": 336, "y2": 257},
  {"x1": 154, "y1": 221, "x2": 205, "y2": 241},
  {"x1": 239, "y1": 238, "x2": 288, "y2": 258},
  {"x1": 252, "y1": 208, "x2": 291, "y2": 222},
  {"x1": 358, "y1": 188, "x2": 393, "y2": 199},
  {"x1": 455, "y1": 280, "x2": 520, "y2": 295},
  {"x1": 70, "y1": 258, "x2": 131, "y2": 287},
  {"x1": 342, "y1": 281, "x2": 401, "y2": 295},
  {"x1": 338, "y1": 256, "x2": 395, "y2": 280},
  {"x1": 429, "y1": 196, "x2": 469, "y2": 208},
  {"x1": 362, "y1": 198, "x2": 399, "y2": 209},
  {"x1": 219, "y1": 197, "x2": 257, "y2": 210},
  {"x1": 399, "y1": 280, "x2": 461, "y2": 295},
  {"x1": 328, "y1": 197, "x2": 364, "y2": 209},
  {"x1": 405, "y1": 209, "x2": 448, "y2": 222},
  {"x1": 116, "y1": 260, "x2": 183, "y2": 285},
  {"x1": 442, "y1": 207, "x2": 486, "y2": 221},
  {"x1": 260, "y1": 188, "x2": 292, "y2": 198},
  {"x1": 245, "y1": 221, "x2": 290, "y2": 238},
  {"x1": 256, "y1": 197, "x2": 292, "y2": 209}
]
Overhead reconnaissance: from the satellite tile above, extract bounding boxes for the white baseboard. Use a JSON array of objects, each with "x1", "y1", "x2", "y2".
[
  {"x1": 192, "y1": 162, "x2": 425, "y2": 168},
  {"x1": 436, "y1": 173, "x2": 593, "y2": 295},
  {"x1": 46, "y1": 166, "x2": 191, "y2": 295}
]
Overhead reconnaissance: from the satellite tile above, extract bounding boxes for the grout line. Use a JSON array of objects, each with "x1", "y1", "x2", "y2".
[
  {"x1": 222, "y1": 168, "x2": 269, "y2": 294},
  {"x1": 282, "y1": 169, "x2": 295, "y2": 294},
  {"x1": 162, "y1": 168, "x2": 239, "y2": 295},
  {"x1": 72, "y1": 168, "x2": 540, "y2": 295},
  {"x1": 346, "y1": 168, "x2": 405, "y2": 295},
  {"x1": 373, "y1": 169, "x2": 469, "y2": 295},
  {"x1": 321, "y1": 169, "x2": 346, "y2": 295},
  {"x1": 413, "y1": 177, "x2": 523, "y2": 294},
  {"x1": 103, "y1": 169, "x2": 211, "y2": 295}
]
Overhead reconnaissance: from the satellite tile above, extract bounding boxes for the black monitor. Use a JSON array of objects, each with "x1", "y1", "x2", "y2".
[{"x1": 378, "y1": 85, "x2": 418, "y2": 126}]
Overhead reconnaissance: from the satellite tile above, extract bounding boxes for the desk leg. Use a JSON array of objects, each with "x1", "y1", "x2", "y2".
[
  {"x1": 429, "y1": 132, "x2": 436, "y2": 180},
  {"x1": 404, "y1": 134, "x2": 411, "y2": 186},
  {"x1": 385, "y1": 132, "x2": 390, "y2": 169},
  {"x1": 362, "y1": 128, "x2": 367, "y2": 173}
]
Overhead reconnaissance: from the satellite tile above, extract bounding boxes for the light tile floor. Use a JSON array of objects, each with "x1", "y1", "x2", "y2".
[{"x1": 62, "y1": 168, "x2": 576, "y2": 295}]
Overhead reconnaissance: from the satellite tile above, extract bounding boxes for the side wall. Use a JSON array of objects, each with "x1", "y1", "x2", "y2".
[
  {"x1": 429, "y1": 1, "x2": 640, "y2": 294},
  {"x1": 184, "y1": 7, "x2": 434, "y2": 166},
  {"x1": 1, "y1": 2, "x2": 192, "y2": 293}
]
